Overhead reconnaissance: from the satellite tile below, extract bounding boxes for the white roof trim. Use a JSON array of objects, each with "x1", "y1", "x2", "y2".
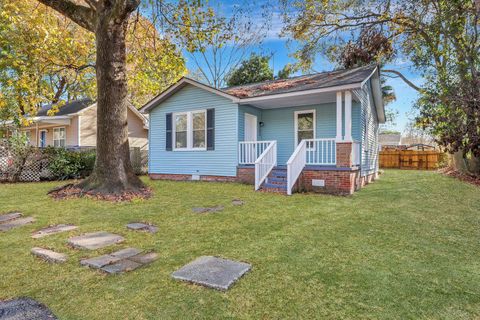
[
  {"x1": 362, "y1": 66, "x2": 386, "y2": 124},
  {"x1": 237, "y1": 83, "x2": 362, "y2": 104},
  {"x1": 141, "y1": 77, "x2": 240, "y2": 113}
]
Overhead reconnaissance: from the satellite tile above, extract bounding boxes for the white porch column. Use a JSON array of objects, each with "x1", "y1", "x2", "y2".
[
  {"x1": 336, "y1": 91, "x2": 343, "y2": 141},
  {"x1": 344, "y1": 90, "x2": 352, "y2": 142}
]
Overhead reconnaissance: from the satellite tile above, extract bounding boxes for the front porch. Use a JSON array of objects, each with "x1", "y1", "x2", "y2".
[
  {"x1": 238, "y1": 139, "x2": 361, "y2": 195},
  {"x1": 237, "y1": 88, "x2": 365, "y2": 195}
]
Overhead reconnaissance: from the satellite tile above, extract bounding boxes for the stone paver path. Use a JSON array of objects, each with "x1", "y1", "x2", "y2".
[
  {"x1": 68, "y1": 231, "x2": 124, "y2": 250},
  {"x1": 81, "y1": 247, "x2": 158, "y2": 274},
  {"x1": 31, "y1": 247, "x2": 67, "y2": 263},
  {"x1": 232, "y1": 199, "x2": 245, "y2": 206},
  {"x1": 126, "y1": 222, "x2": 158, "y2": 233},
  {"x1": 32, "y1": 224, "x2": 78, "y2": 239},
  {"x1": 0, "y1": 298, "x2": 57, "y2": 320},
  {"x1": 0, "y1": 212, "x2": 22, "y2": 223},
  {"x1": 192, "y1": 206, "x2": 224, "y2": 214},
  {"x1": 0, "y1": 216, "x2": 35, "y2": 232},
  {"x1": 172, "y1": 256, "x2": 251, "y2": 291}
]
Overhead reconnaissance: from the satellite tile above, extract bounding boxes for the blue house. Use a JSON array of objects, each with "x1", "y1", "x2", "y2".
[{"x1": 141, "y1": 65, "x2": 385, "y2": 195}]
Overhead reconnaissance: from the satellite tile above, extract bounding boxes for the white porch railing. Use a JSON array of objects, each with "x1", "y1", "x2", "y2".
[
  {"x1": 238, "y1": 141, "x2": 275, "y2": 165},
  {"x1": 286, "y1": 140, "x2": 307, "y2": 195},
  {"x1": 286, "y1": 138, "x2": 337, "y2": 195},
  {"x1": 254, "y1": 141, "x2": 277, "y2": 190},
  {"x1": 304, "y1": 138, "x2": 337, "y2": 165},
  {"x1": 352, "y1": 141, "x2": 361, "y2": 166}
]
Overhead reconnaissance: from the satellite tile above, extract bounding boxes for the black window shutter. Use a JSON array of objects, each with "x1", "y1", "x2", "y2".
[
  {"x1": 166, "y1": 113, "x2": 172, "y2": 151},
  {"x1": 206, "y1": 108, "x2": 215, "y2": 150}
]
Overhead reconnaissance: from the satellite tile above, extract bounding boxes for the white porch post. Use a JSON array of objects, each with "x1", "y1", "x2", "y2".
[
  {"x1": 336, "y1": 91, "x2": 343, "y2": 141},
  {"x1": 35, "y1": 122, "x2": 39, "y2": 147},
  {"x1": 344, "y1": 90, "x2": 353, "y2": 142}
]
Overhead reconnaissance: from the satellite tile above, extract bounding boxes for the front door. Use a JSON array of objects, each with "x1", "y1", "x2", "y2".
[
  {"x1": 244, "y1": 113, "x2": 257, "y2": 141},
  {"x1": 39, "y1": 130, "x2": 47, "y2": 148}
]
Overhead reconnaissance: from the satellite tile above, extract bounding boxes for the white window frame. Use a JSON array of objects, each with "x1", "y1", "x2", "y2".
[
  {"x1": 39, "y1": 129, "x2": 47, "y2": 148},
  {"x1": 53, "y1": 127, "x2": 66, "y2": 148},
  {"x1": 172, "y1": 109, "x2": 207, "y2": 151},
  {"x1": 294, "y1": 109, "x2": 316, "y2": 147}
]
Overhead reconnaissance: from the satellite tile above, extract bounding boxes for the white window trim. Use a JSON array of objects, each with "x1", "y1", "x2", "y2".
[
  {"x1": 53, "y1": 127, "x2": 66, "y2": 148},
  {"x1": 294, "y1": 109, "x2": 316, "y2": 146},
  {"x1": 172, "y1": 109, "x2": 207, "y2": 151},
  {"x1": 38, "y1": 129, "x2": 47, "y2": 148}
]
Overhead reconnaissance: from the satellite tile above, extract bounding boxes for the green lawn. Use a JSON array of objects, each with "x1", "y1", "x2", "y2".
[{"x1": 1, "y1": 170, "x2": 479, "y2": 319}]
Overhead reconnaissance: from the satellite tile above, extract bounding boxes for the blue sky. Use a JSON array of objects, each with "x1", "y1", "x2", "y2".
[{"x1": 182, "y1": 1, "x2": 424, "y2": 133}]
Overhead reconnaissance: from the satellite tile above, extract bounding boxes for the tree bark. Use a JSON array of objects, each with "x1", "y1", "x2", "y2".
[{"x1": 78, "y1": 6, "x2": 144, "y2": 194}]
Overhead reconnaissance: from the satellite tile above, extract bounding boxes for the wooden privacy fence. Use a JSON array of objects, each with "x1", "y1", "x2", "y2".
[{"x1": 379, "y1": 149, "x2": 441, "y2": 170}]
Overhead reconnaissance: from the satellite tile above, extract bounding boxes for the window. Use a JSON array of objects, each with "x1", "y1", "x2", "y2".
[
  {"x1": 173, "y1": 110, "x2": 206, "y2": 150},
  {"x1": 295, "y1": 110, "x2": 315, "y2": 145},
  {"x1": 53, "y1": 127, "x2": 66, "y2": 147}
]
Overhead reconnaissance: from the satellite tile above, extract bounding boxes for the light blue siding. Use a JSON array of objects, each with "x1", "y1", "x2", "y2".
[
  {"x1": 149, "y1": 84, "x2": 238, "y2": 177},
  {"x1": 255, "y1": 103, "x2": 361, "y2": 164},
  {"x1": 360, "y1": 80, "x2": 380, "y2": 176}
]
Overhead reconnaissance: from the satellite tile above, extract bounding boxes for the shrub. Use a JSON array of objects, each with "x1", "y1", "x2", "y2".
[{"x1": 43, "y1": 147, "x2": 95, "y2": 180}]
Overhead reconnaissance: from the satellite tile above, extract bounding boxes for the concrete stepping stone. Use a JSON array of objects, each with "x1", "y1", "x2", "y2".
[
  {"x1": 81, "y1": 254, "x2": 121, "y2": 269},
  {"x1": 31, "y1": 247, "x2": 67, "y2": 263},
  {"x1": 129, "y1": 252, "x2": 159, "y2": 265},
  {"x1": 0, "y1": 297, "x2": 58, "y2": 320},
  {"x1": 232, "y1": 199, "x2": 245, "y2": 206},
  {"x1": 81, "y1": 248, "x2": 156, "y2": 274},
  {"x1": 32, "y1": 224, "x2": 78, "y2": 239},
  {"x1": 0, "y1": 217, "x2": 35, "y2": 232},
  {"x1": 192, "y1": 206, "x2": 224, "y2": 214},
  {"x1": 126, "y1": 222, "x2": 158, "y2": 233},
  {"x1": 111, "y1": 247, "x2": 142, "y2": 259},
  {"x1": 101, "y1": 259, "x2": 142, "y2": 274},
  {"x1": 68, "y1": 231, "x2": 124, "y2": 250},
  {"x1": 172, "y1": 256, "x2": 251, "y2": 291},
  {"x1": 0, "y1": 212, "x2": 22, "y2": 223}
]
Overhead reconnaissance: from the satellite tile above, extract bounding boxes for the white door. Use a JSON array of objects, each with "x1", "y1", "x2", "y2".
[{"x1": 244, "y1": 113, "x2": 257, "y2": 141}]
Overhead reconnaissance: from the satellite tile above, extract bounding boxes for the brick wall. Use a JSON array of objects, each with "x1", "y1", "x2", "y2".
[
  {"x1": 149, "y1": 173, "x2": 237, "y2": 182},
  {"x1": 237, "y1": 167, "x2": 255, "y2": 184},
  {"x1": 296, "y1": 169, "x2": 360, "y2": 195},
  {"x1": 336, "y1": 142, "x2": 353, "y2": 168}
]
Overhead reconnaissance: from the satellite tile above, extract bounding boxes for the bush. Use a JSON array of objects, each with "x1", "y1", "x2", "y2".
[{"x1": 43, "y1": 147, "x2": 95, "y2": 180}]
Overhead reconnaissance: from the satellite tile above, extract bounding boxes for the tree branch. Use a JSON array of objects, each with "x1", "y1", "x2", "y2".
[
  {"x1": 36, "y1": 0, "x2": 96, "y2": 32},
  {"x1": 382, "y1": 69, "x2": 422, "y2": 92}
]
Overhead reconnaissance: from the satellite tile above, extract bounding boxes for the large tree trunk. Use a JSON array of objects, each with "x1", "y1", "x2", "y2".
[{"x1": 78, "y1": 9, "x2": 144, "y2": 194}]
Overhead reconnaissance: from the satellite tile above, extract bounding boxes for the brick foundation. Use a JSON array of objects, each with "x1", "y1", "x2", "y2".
[
  {"x1": 149, "y1": 167, "x2": 378, "y2": 195},
  {"x1": 149, "y1": 173, "x2": 237, "y2": 182},
  {"x1": 296, "y1": 169, "x2": 360, "y2": 195},
  {"x1": 237, "y1": 166, "x2": 255, "y2": 184}
]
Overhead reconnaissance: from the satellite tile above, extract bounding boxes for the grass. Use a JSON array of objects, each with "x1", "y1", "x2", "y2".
[{"x1": 1, "y1": 170, "x2": 479, "y2": 319}]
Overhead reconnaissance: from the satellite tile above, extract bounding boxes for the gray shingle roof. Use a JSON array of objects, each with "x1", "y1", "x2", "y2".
[
  {"x1": 223, "y1": 65, "x2": 376, "y2": 98},
  {"x1": 36, "y1": 99, "x2": 93, "y2": 117}
]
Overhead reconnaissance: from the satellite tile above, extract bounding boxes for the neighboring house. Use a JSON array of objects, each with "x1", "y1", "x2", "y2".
[
  {"x1": 142, "y1": 65, "x2": 385, "y2": 195},
  {"x1": 20, "y1": 99, "x2": 149, "y2": 150},
  {"x1": 379, "y1": 132, "x2": 402, "y2": 148}
]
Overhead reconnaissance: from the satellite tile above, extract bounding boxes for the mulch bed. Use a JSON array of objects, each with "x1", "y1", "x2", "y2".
[
  {"x1": 438, "y1": 167, "x2": 480, "y2": 187},
  {"x1": 48, "y1": 184, "x2": 152, "y2": 202}
]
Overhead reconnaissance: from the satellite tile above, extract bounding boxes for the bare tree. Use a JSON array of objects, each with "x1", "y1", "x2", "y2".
[{"x1": 160, "y1": 1, "x2": 270, "y2": 88}]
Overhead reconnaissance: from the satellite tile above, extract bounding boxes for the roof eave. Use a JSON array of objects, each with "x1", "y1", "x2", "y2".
[
  {"x1": 363, "y1": 66, "x2": 386, "y2": 124},
  {"x1": 237, "y1": 82, "x2": 363, "y2": 104}
]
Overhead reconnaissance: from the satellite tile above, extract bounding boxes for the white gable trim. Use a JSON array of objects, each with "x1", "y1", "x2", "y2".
[
  {"x1": 361, "y1": 66, "x2": 385, "y2": 124},
  {"x1": 141, "y1": 77, "x2": 240, "y2": 113}
]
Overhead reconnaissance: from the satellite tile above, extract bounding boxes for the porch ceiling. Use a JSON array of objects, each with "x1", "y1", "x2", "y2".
[{"x1": 238, "y1": 86, "x2": 360, "y2": 109}]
